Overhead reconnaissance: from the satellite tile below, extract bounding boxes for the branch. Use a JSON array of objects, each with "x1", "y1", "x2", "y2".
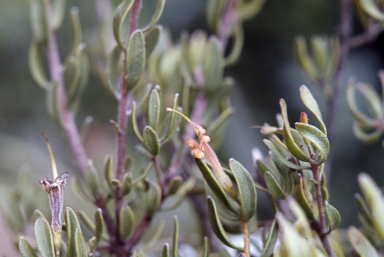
[{"x1": 45, "y1": 1, "x2": 90, "y2": 175}]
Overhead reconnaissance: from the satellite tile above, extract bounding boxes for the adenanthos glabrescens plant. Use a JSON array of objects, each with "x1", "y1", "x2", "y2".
[{"x1": 4, "y1": 0, "x2": 384, "y2": 256}]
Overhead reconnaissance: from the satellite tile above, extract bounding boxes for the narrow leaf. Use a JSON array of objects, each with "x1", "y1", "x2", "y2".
[
  {"x1": 229, "y1": 158, "x2": 257, "y2": 221},
  {"x1": 360, "y1": 0, "x2": 384, "y2": 21},
  {"x1": 348, "y1": 226, "x2": 379, "y2": 257},
  {"x1": 166, "y1": 176, "x2": 183, "y2": 196},
  {"x1": 295, "y1": 175, "x2": 315, "y2": 221},
  {"x1": 106, "y1": 44, "x2": 124, "y2": 98},
  {"x1": 147, "y1": 89, "x2": 161, "y2": 130},
  {"x1": 203, "y1": 36, "x2": 224, "y2": 95},
  {"x1": 95, "y1": 208, "x2": 104, "y2": 243},
  {"x1": 260, "y1": 220, "x2": 279, "y2": 257},
  {"x1": 206, "y1": 196, "x2": 243, "y2": 251},
  {"x1": 104, "y1": 155, "x2": 114, "y2": 190},
  {"x1": 161, "y1": 243, "x2": 170, "y2": 257},
  {"x1": 30, "y1": 0, "x2": 48, "y2": 44},
  {"x1": 125, "y1": 30, "x2": 146, "y2": 90},
  {"x1": 145, "y1": 179, "x2": 162, "y2": 216},
  {"x1": 144, "y1": 25, "x2": 161, "y2": 60},
  {"x1": 142, "y1": 0, "x2": 166, "y2": 32},
  {"x1": 143, "y1": 126, "x2": 160, "y2": 156},
  {"x1": 112, "y1": 0, "x2": 135, "y2": 48},
  {"x1": 142, "y1": 221, "x2": 165, "y2": 251},
  {"x1": 119, "y1": 205, "x2": 135, "y2": 240},
  {"x1": 263, "y1": 140, "x2": 310, "y2": 170},
  {"x1": 75, "y1": 228, "x2": 88, "y2": 257},
  {"x1": 160, "y1": 94, "x2": 181, "y2": 143},
  {"x1": 72, "y1": 177, "x2": 92, "y2": 202},
  {"x1": 280, "y1": 99, "x2": 310, "y2": 162},
  {"x1": 265, "y1": 172, "x2": 286, "y2": 200},
  {"x1": 295, "y1": 122, "x2": 330, "y2": 159},
  {"x1": 131, "y1": 102, "x2": 144, "y2": 142},
  {"x1": 65, "y1": 207, "x2": 83, "y2": 257},
  {"x1": 19, "y1": 237, "x2": 38, "y2": 257},
  {"x1": 121, "y1": 172, "x2": 133, "y2": 196},
  {"x1": 34, "y1": 217, "x2": 55, "y2": 257},
  {"x1": 325, "y1": 201, "x2": 341, "y2": 231},
  {"x1": 299, "y1": 85, "x2": 326, "y2": 134},
  {"x1": 29, "y1": 40, "x2": 49, "y2": 89},
  {"x1": 172, "y1": 216, "x2": 179, "y2": 257},
  {"x1": 52, "y1": 0, "x2": 66, "y2": 29},
  {"x1": 202, "y1": 236, "x2": 209, "y2": 257}
]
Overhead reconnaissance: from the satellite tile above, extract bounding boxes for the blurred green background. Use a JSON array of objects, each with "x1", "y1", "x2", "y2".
[{"x1": 1, "y1": 0, "x2": 384, "y2": 255}]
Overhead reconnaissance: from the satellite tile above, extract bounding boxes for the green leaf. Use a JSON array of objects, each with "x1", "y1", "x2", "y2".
[
  {"x1": 145, "y1": 179, "x2": 162, "y2": 216},
  {"x1": 310, "y1": 36, "x2": 328, "y2": 75},
  {"x1": 112, "y1": 0, "x2": 135, "y2": 48},
  {"x1": 46, "y1": 81, "x2": 65, "y2": 128},
  {"x1": 346, "y1": 79, "x2": 377, "y2": 128},
  {"x1": 133, "y1": 162, "x2": 153, "y2": 185},
  {"x1": 19, "y1": 237, "x2": 38, "y2": 257},
  {"x1": 224, "y1": 25, "x2": 244, "y2": 66},
  {"x1": 160, "y1": 94, "x2": 181, "y2": 143},
  {"x1": 206, "y1": 196, "x2": 243, "y2": 251},
  {"x1": 60, "y1": 240, "x2": 67, "y2": 256},
  {"x1": 161, "y1": 243, "x2": 170, "y2": 257},
  {"x1": 34, "y1": 217, "x2": 55, "y2": 257},
  {"x1": 172, "y1": 216, "x2": 179, "y2": 257},
  {"x1": 147, "y1": 88, "x2": 161, "y2": 130},
  {"x1": 144, "y1": 25, "x2": 161, "y2": 60},
  {"x1": 263, "y1": 140, "x2": 310, "y2": 170},
  {"x1": 295, "y1": 122, "x2": 330, "y2": 160},
  {"x1": 143, "y1": 126, "x2": 160, "y2": 156},
  {"x1": 280, "y1": 99, "x2": 310, "y2": 162},
  {"x1": 348, "y1": 226, "x2": 379, "y2": 257},
  {"x1": 131, "y1": 102, "x2": 144, "y2": 142},
  {"x1": 206, "y1": 107, "x2": 234, "y2": 136},
  {"x1": 65, "y1": 207, "x2": 83, "y2": 257},
  {"x1": 353, "y1": 121, "x2": 382, "y2": 144},
  {"x1": 121, "y1": 172, "x2": 133, "y2": 196},
  {"x1": 166, "y1": 176, "x2": 183, "y2": 196},
  {"x1": 203, "y1": 36, "x2": 224, "y2": 95},
  {"x1": 142, "y1": 0, "x2": 166, "y2": 32},
  {"x1": 195, "y1": 158, "x2": 235, "y2": 213},
  {"x1": 354, "y1": 193, "x2": 373, "y2": 226},
  {"x1": 104, "y1": 155, "x2": 115, "y2": 190},
  {"x1": 360, "y1": 0, "x2": 384, "y2": 21},
  {"x1": 119, "y1": 205, "x2": 135, "y2": 240},
  {"x1": 295, "y1": 36, "x2": 318, "y2": 82},
  {"x1": 95, "y1": 208, "x2": 104, "y2": 243},
  {"x1": 51, "y1": 0, "x2": 66, "y2": 29},
  {"x1": 142, "y1": 221, "x2": 165, "y2": 252},
  {"x1": 30, "y1": 0, "x2": 48, "y2": 44},
  {"x1": 78, "y1": 210, "x2": 95, "y2": 233},
  {"x1": 75, "y1": 228, "x2": 88, "y2": 257},
  {"x1": 235, "y1": 0, "x2": 265, "y2": 21},
  {"x1": 260, "y1": 220, "x2": 279, "y2": 257},
  {"x1": 29, "y1": 40, "x2": 49, "y2": 89},
  {"x1": 206, "y1": 0, "x2": 226, "y2": 32},
  {"x1": 325, "y1": 201, "x2": 341, "y2": 231},
  {"x1": 106, "y1": 44, "x2": 124, "y2": 98},
  {"x1": 85, "y1": 165, "x2": 100, "y2": 198},
  {"x1": 88, "y1": 237, "x2": 97, "y2": 253},
  {"x1": 321, "y1": 169, "x2": 329, "y2": 202},
  {"x1": 299, "y1": 85, "x2": 326, "y2": 134},
  {"x1": 125, "y1": 30, "x2": 146, "y2": 90},
  {"x1": 229, "y1": 158, "x2": 257, "y2": 221},
  {"x1": 357, "y1": 82, "x2": 383, "y2": 119},
  {"x1": 295, "y1": 175, "x2": 316, "y2": 221},
  {"x1": 68, "y1": 7, "x2": 82, "y2": 56},
  {"x1": 33, "y1": 209, "x2": 47, "y2": 222},
  {"x1": 72, "y1": 177, "x2": 93, "y2": 202},
  {"x1": 202, "y1": 236, "x2": 209, "y2": 257},
  {"x1": 265, "y1": 172, "x2": 286, "y2": 200}
]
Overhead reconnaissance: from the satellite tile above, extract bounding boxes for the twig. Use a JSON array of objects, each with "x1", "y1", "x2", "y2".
[
  {"x1": 45, "y1": 1, "x2": 90, "y2": 175},
  {"x1": 241, "y1": 218, "x2": 250, "y2": 256}
]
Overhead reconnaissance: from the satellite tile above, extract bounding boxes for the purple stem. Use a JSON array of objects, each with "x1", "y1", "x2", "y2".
[{"x1": 46, "y1": 2, "x2": 90, "y2": 175}]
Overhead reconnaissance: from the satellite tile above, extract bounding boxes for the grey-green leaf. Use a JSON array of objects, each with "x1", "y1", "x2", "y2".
[
  {"x1": 360, "y1": 0, "x2": 384, "y2": 21},
  {"x1": 260, "y1": 219, "x2": 279, "y2": 257},
  {"x1": 85, "y1": 165, "x2": 100, "y2": 198},
  {"x1": 172, "y1": 216, "x2": 179, "y2": 257},
  {"x1": 280, "y1": 99, "x2": 310, "y2": 162},
  {"x1": 142, "y1": 0, "x2": 166, "y2": 32},
  {"x1": 33, "y1": 209, "x2": 47, "y2": 222},
  {"x1": 229, "y1": 158, "x2": 257, "y2": 221},
  {"x1": 75, "y1": 228, "x2": 88, "y2": 257},
  {"x1": 65, "y1": 207, "x2": 82, "y2": 257},
  {"x1": 160, "y1": 94, "x2": 181, "y2": 143},
  {"x1": 295, "y1": 175, "x2": 315, "y2": 221},
  {"x1": 203, "y1": 36, "x2": 224, "y2": 95},
  {"x1": 104, "y1": 155, "x2": 114, "y2": 190},
  {"x1": 265, "y1": 172, "x2": 286, "y2": 200},
  {"x1": 161, "y1": 243, "x2": 170, "y2": 257},
  {"x1": 263, "y1": 139, "x2": 310, "y2": 170},
  {"x1": 145, "y1": 179, "x2": 162, "y2": 216},
  {"x1": 325, "y1": 201, "x2": 341, "y2": 231},
  {"x1": 95, "y1": 208, "x2": 104, "y2": 243},
  {"x1": 206, "y1": 196, "x2": 243, "y2": 251},
  {"x1": 112, "y1": 0, "x2": 135, "y2": 48},
  {"x1": 348, "y1": 226, "x2": 379, "y2": 257},
  {"x1": 295, "y1": 122, "x2": 330, "y2": 159},
  {"x1": 34, "y1": 217, "x2": 55, "y2": 257},
  {"x1": 144, "y1": 25, "x2": 161, "y2": 60},
  {"x1": 143, "y1": 126, "x2": 160, "y2": 156},
  {"x1": 300, "y1": 85, "x2": 326, "y2": 134},
  {"x1": 166, "y1": 176, "x2": 183, "y2": 196},
  {"x1": 121, "y1": 172, "x2": 133, "y2": 196},
  {"x1": 147, "y1": 88, "x2": 161, "y2": 130},
  {"x1": 106, "y1": 44, "x2": 124, "y2": 98},
  {"x1": 206, "y1": 0, "x2": 226, "y2": 32},
  {"x1": 29, "y1": 40, "x2": 49, "y2": 89},
  {"x1": 72, "y1": 177, "x2": 93, "y2": 202},
  {"x1": 19, "y1": 237, "x2": 38, "y2": 257},
  {"x1": 131, "y1": 102, "x2": 144, "y2": 143},
  {"x1": 52, "y1": 0, "x2": 66, "y2": 29},
  {"x1": 30, "y1": 0, "x2": 48, "y2": 44},
  {"x1": 125, "y1": 30, "x2": 146, "y2": 90},
  {"x1": 195, "y1": 158, "x2": 235, "y2": 212},
  {"x1": 119, "y1": 205, "x2": 135, "y2": 240}
]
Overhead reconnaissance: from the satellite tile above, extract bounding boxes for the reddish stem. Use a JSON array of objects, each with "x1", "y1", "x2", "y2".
[{"x1": 46, "y1": 2, "x2": 89, "y2": 175}]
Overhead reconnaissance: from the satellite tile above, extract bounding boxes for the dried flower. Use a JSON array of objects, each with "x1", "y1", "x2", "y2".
[{"x1": 166, "y1": 108, "x2": 237, "y2": 199}]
